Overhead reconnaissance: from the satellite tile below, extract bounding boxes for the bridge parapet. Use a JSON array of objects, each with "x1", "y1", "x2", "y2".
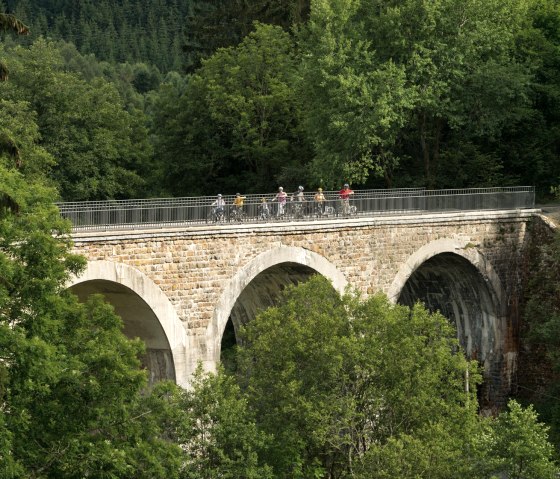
[{"x1": 58, "y1": 186, "x2": 535, "y2": 231}]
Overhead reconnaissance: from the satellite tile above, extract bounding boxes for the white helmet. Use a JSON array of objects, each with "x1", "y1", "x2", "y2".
[
  {"x1": 278, "y1": 186, "x2": 283, "y2": 191},
  {"x1": 298, "y1": 185, "x2": 304, "y2": 191}
]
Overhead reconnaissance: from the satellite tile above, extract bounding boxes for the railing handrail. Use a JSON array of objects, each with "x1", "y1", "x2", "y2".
[
  {"x1": 56, "y1": 186, "x2": 536, "y2": 231},
  {"x1": 56, "y1": 187, "x2": 429, "y2": 209}
]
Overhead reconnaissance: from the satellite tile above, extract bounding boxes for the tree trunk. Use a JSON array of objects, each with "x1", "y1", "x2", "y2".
[
  {"x1": 419, "y1": 111, "x2": 432, "y2": 187},
  {"x1": 432, "y1": 117, "x2": 443, "y2": 187}
]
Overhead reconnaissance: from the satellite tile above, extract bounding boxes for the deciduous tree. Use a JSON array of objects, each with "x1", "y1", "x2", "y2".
[
  {"x1": 0, "y1": 97, "x2": 182, "y2": 477},
  {"x1": 236, "y1": 276, "x2": 481, "y2": 477},
  {"x1": 153, "y1": 23, "x2": 312, "y2": 196},
  {"x1": 0, "y1": 39, "x2": 151, "y2": 200},
  {"x1": 302, "y1": 0, "x2": 532, "y2": 188},
  {"x1": 232, "y1": 276, "x2": 558, "y2": 477}
]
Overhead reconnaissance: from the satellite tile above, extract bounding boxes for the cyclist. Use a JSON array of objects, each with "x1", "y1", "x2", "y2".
[
  {"x1": 291, "y1": 185, "x2": 305, "y2": 218},
  {"x1": 258, "y1": 197, "x2": 270, "y2": 221},
  {"x1": 271, "y1": 186, "x2": 288, "y2": 217},
  {"x1": 314, "y1": 187, "x2": 326, "y2": 216},
  {"x1": 231, "y1": 192, "x2": 246, "y2": 221},
  {"x1": 339, "y1": 183, "x2": 354, "y2": 216},
  {"x1": 210, "y1": 194, "x2": 225, "y2": 222}
]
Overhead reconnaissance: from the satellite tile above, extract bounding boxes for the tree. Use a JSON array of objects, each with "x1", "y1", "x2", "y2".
[
  {"x1": 301, "y1": 0, "x2": 533, "y2": 188},
  {"x1": 0, "y1": 13, "x2": 28, "y2": 35},
  {"x1": 498, "y1": 0, "x2": 560, "y2": 197},
  {"x1": 153, "y1": 23, "x2": 312, "y2": 196},
  {"x1": 0, "y1": 12, "x2": 28, "y2": 81},
  {"x1": 175, "y1": 366, "x2": 273, "y2": 479},
  {"x1": 184, "y1": 0, "x2": 310, "y2": 73},
  {"x1": 481, "y1": 400, "x2": 558, "y2": 479},
  {"x1": 6, "y1": 0, "x2": 193, "y2": 73},
  {"x1": 0, "y1": 93, "x2": 182, "y2": 477},
  {"x1": 0, "y1": 39, "x2": 152, "y2": 200},
  {"x1": 234, "y1": 276, "x2": 480, "y2": 477},
  {"x1": 231, "y1": 275, "x2": 558, "y2": 478}
]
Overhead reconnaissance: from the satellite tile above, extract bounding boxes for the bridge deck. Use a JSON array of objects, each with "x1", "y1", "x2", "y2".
[{"x1": 71, "y1": 208, "x2": 541, "y2": 241}]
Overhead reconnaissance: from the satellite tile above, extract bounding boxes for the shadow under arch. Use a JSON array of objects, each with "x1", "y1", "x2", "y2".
[
  {"x1": 206, "y1": 246, "x2": 348, "y2": 371},
  {"x1": 388, "y1": 238, "x2": 511, "y2": 408},
  {"x1": 67, "y1": 260, "x2": 189, "y2": 387}
]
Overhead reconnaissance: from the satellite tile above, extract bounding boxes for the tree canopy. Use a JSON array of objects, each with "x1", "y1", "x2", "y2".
[
  {"x1": 0, "y1": 39, "x2": 152, "y2": 200},
  {"x1": 301, "y1": 0, "x2": 532, "y2": 188},
  {"x1": 2, "y1": 0, "x2": 560, "y2": 475},
  {"x1": 152, "y1": 23, "x2": 312, "y2": 196},
  {"x1": 229, "y1": 276, "x2": 559, "y2": 478}
]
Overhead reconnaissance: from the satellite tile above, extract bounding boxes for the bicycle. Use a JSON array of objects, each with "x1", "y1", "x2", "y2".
[
  {"x1": 258, "y1": 203, "x2": 271, "y2": 221},
  {"x1": 271, "y1": 200, "x2": 287, "y2": 220},
  {"x1": 314, "y1": 202, "x2": 326, "y2": 218},
  {"x1": 228, "y1": 206, "x2": 246, "y2": 223},
  {"x1": 206, "y1": 207, "x2": 225, "y2": 224},
  {"x1": 292, "y1": 201, "x2": 305, "y2": 219},
  {"x1": 336, "y1": 199, "x2": 358, "y2": 217}
]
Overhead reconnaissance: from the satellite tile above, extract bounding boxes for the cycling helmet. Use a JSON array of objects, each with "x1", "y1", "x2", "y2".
[
  {"x1": 318, "y1": 188, "x2": 323, "y2": 192},
  {"x1": 298, "y1": 185, "x2": 304, "y2": 191},
  {"x1": 236, "y1": 192, "x2": 240, "y2": 196},
  {"x1": 344, "y1": 183, "x2": 349, "y2": 188},
  {"x1": 279, "y1": 187, "x2": 283, "y2": 191},
  {"x1": 217, "y1": 194, "x2": 222, "y2": 197}
]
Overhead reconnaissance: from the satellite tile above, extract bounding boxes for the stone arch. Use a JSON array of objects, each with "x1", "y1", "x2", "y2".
[
  {"x1": 388, "y1": 238, "x2": 510, "y2": 407},
  {"x1": 67, "y1": 260, "x2": 190, "y2": 387},
  {"x1": 388, "y1": 238, "x2": 505, "y2": 311},
  {"x1": 205, "y1": 246, "x2": 347, "y2": 371}
]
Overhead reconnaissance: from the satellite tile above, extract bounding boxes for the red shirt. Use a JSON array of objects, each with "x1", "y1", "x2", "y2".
[{"x1": 339, "y1": 187, "x2": 354, "y2": 200}]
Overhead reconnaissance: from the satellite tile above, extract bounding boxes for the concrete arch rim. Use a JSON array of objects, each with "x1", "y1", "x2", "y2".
[
  {"x1": 67, "y1": 260, "x2": 190, "y2": 387},
  {"x1": 387, "y1": 238, "x2": 506, "y2": 316},
  {"x1": 207, "y1": 246, "x2": 348, "y2": 371}
]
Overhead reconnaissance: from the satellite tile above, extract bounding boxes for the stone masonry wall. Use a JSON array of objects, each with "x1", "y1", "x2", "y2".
[{"x1": 72, "y1": 210, "x2": 536, "y2": 379}]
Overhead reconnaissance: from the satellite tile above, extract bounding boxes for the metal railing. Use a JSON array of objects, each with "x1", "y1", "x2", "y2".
[{"x1": 57, "y1": 186, "x2": 535, "y2": 231}]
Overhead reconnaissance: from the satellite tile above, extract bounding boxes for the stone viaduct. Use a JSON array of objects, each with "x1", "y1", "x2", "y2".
[{"x1": 68, "y1": 208, "x2": 544, "y2": 406}]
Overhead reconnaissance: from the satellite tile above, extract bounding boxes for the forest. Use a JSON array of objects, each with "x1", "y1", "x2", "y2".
[
  {"x1": 1, "y1": 0, "x2": 560, "y2": 199},
  {"x1": 3, "y1": 0, "x2": 560, "y2": 477}
]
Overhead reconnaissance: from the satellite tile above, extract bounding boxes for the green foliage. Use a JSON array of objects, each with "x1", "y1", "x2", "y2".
[
  {"x1": 153, "y1": 23, "x2": 312, "y2": 196},
  {"x1": 8, "y1": 0, "x2": 191, "y2": 73},
  {"x1": 219, "y1": 276, "x2": 559, "y2": 477},
  {"x1": 0, "y1": 96, "x2": 182, "y2": 477},
  {"x1": 499, "y1": 0, "x2": 560, "y2": 198},
  {"x1": 4, "y1": 0, "x2": 560, "y2": 197},
  {"x1": 0, "y1": 38, "x2": 152, "y2": 200},
  {"x1": 0, "y1": 12, "x2": 28, "y2": 35},
  {"x1": 302, "y1": 0, "x2": 533, "y2": 188},
  {"x1": 176, "y1": 366, "x2": 273, "y2": 479},
  {"x1": 0, "y1": 11, "x2": 28, "y2": 82},
  {"x1": 481, "y1": 400, "x2": 558, "y2": 479},
  {"x1": 235, "y1": 276, "x2": 481, "y2": 477},
  {"x1": 184, "y1": 0, "x2": 310, "y2": 72}
]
